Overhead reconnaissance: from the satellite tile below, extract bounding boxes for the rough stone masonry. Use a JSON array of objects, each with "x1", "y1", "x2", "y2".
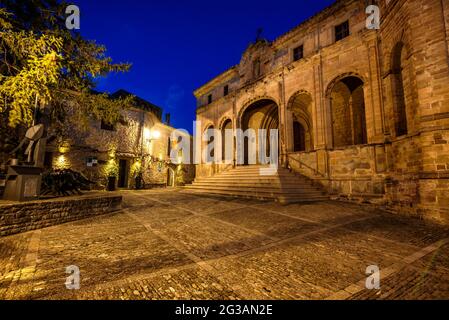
[{"x1": 193, "y1": 0, "x2": 449, "y2": 225}]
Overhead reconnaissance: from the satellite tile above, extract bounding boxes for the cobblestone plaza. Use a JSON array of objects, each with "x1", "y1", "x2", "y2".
[{"x1": 1, "y1": 190, "x2": 448, "y2": 300}]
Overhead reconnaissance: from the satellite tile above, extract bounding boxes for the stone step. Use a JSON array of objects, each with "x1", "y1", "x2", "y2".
[
  {"x1": 218, "y1": 168, "x2": 302, "y2": 173},
  {"x1": 215, "y1": 173, "x2": 309, "y2": 181},
  {"x1": 197, "y1": 174, "x2": 310, "y2": 182},
  {"x1": 200, "y1": 171, "x2": 309, "y2": 178},
  {"x1": 191, "y1": 181, "x2": 319, "y2": 190},
  {"x1": 183, "y1": 188, "x2": 328, "y2": 203},
  {"x1": 193, "y1": 179, "x2": 315, "y2": 187},
  {"x1": 186, "y1": 165, "x2": 327, "y2": 203},
  {"x1": 219, "y1": 168, "x2": 293, "y2": 173},
  {"x1": 185, "y1": 185, "x2": 325, "y2": 196}
]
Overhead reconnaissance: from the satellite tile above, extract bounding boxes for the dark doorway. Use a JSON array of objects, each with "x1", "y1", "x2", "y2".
[
  {"x1": 118, "y1": 159, "x2": 128, "y2": 188},
  {"x1": 293, "y1": 121, "x2": 306, "y2": 152}
]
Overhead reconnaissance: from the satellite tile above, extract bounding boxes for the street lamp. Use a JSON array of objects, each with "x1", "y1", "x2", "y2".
[{"x1": 144, "y1": 128, "x2": 161, "y2": 142}]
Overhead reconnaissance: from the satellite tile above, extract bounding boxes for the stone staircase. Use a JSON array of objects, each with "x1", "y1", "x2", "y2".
[{"x1": 184, "y1": 165, "x2": 328, "y2": 203}]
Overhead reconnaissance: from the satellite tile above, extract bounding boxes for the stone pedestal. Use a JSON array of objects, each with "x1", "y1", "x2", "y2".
[{"x1": 2, "y1": 166, "x2": 43, "y2": 201}]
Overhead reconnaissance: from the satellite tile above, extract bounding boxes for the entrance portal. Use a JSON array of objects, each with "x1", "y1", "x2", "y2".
[
  {"x1": 240, "y1": 99, "x2": 279, "y2": 165},
  {"x1": 118, "y1": 159, "x2": 128, "y2": 188},
  {"x1": 293, "y1": 121, "x2": 306, "y2": 152}
]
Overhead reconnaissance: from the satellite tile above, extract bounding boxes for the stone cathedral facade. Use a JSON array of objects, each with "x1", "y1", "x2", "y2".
[{"x1": 193, "y1": 0, "x2": 449, "y2": 224}]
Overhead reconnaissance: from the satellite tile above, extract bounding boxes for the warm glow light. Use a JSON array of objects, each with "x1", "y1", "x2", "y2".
[
  {"x1": 151, "y1": 130, "x2": 161, "y2": 140},
  {"x1": 143, "y1": 128, "x2": 151, "y2": 140},
  {"x1": 131, "y1": 159, "x2": 142, "y2": 175},
  {"x1": 55, "y1": 155, "x2": 69, "y2": 169},
  {"x1": 144, "y1": 128, "x2": 160, "y2": 141},
  {"x1": 108, "y1": 148, "x2": 116, "y2": 158},
  {"x1": 58, "y1": 142, "x2": 70, "y2": 154}
]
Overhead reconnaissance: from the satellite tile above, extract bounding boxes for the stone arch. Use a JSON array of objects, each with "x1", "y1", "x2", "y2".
[
  {"x1": 385, "y1": 29, "x2": 413, "y2": 73},
  {"x1": 238, "y1": 95, "x2": 280, "y2": 126},
  {"x1": 218, "y1": 116, "x2": 232, "y2": 130},
  {"x1": 203, "y1": 123, "x2": 215, "y2": 162},
  {"x1": 326, "y1": 74, "x2": 367, "y2": 148},
  {"x1": 239, "y1": 98, "x2": 279, "y2": 165},
  {"x1": 386, "y1": 29, "x2": 417, "y2": 137},
  {"x1": 202, "y1": 122, "x2": 215, "y2": 133},
  {"x1": 325, "y1": 72, "x2": 367, "y2": 98},
  {"x1": 220, "y1": 118, "x2": 233, "y2": 162},
  {"x1": 287, "y1": 90, "x2": 314, "y2": 152},
  {"x1": 382, "y1": 28, "x2": 418, "y2": 136}
]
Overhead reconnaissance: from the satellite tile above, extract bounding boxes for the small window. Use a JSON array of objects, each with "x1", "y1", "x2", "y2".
[
  {"x1": 86, "y1": 156, "x2": 98, "y2": 167},
  {"x1": 101, "y1": 120, "x2": 115, "y2": 131},
  {"x1": 223, "y1": 85, "x2": 229, "y2": 96},
  {"x1": 335, "y1": 21, "x2": 349, "y2": 42},
  {"x1": 293, "y1": 45, "x2": 304, "y2": 61},
  {"x1": 207, "y1": 94, "x2": 212, "y2": 105}
]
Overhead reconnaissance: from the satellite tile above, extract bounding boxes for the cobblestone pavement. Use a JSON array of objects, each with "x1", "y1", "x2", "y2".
[{"x1": 1, "y1": 189, "x2": 449, "y2": 300}]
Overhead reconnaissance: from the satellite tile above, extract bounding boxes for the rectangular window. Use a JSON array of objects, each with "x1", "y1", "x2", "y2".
[
  {"x1": 86, "y1": 156, "x2": 98, "y2": 167},
  {"x1": 335, "y1": 20, "x2": 349, "y2": 42},
  {"x1": 100, "y1": 120, "x2": 115, "y2": 131},
  {"x1": 207, "y1": 94, "x2": 212, "y2": 105},
  {"x1": 224, "y1": 85, "x2": 229, "y2": 96},
  {"x1": 293, "y1": 45, "x2": 304, "y2": 61}
]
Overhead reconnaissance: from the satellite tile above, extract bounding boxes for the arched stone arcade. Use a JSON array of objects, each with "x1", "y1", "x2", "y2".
[
  {"x1": 238, "y1": 99, "x2": 280, "y2": 165},
  {"x1": 220, "y1": 118, "x2": 233, "y2": 163},
  {"x1": 286, "y1": 91, "x2": 314, "y2": 152},
  {"x1": 327, "y1": 75, "x2": 367, "y2": 148},
  {"x1": 391, "y1": 41, "x2": 414, "y2": 137}
]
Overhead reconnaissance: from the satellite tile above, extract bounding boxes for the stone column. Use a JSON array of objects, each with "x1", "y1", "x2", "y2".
[
  {"x1": 363, "y1": 30, "x2": 385, "y2": 143},
  {"x1": 278, "y1": 76, "x2": 287, "y2": 167}
]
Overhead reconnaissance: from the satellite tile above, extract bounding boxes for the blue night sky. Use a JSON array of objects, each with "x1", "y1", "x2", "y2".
[{"x1": 75, "y1": 0, "x2": 335, "y2": 132}]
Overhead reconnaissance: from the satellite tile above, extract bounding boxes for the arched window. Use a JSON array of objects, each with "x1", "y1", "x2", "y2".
[
  {"x1": 221, "y1": 119, "x2": 233, "y2": 162},
  {"x1": 288, "y1": 91, "x2": 313, "y2": 152},
  {"x1": 203, "y1": 125, "x2": 215, "y2": 163}
]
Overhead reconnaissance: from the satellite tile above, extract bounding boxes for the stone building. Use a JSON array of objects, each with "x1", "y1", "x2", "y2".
[
  {"x1": 193, "y1": 0, "x2": 449, "y2": 224},
  {"x1": 45, "y1": 89, "x2": 195, "y2": 189}
]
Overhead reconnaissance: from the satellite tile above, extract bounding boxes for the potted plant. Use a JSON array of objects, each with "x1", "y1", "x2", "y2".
[
  {"x1": 104, "y1": 159, "x2": 118, "y2": 191},
  {"x1": 131, "y1": 158, "x2": 144, "y2": 190},
  {"x1": 134, "y1": 171, "x2": 143, "y2": 190}
]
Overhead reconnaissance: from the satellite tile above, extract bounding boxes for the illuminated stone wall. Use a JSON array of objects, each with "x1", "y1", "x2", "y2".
[
  {"x1": 47, "y1": 106, "x2": 195, "y2": 189},
  {"x1": 193, "y1": 0, "x2": 449, "y2": 224}
]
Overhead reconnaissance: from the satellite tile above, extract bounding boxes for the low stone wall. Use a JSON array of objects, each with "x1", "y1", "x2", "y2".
[{"x1": 0, "y1": 193, "x2": 122, "y2": 237}]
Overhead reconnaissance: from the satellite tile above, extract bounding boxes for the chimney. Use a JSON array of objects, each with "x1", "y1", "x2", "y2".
[{"x1": 165, "y1": 113, "x2": 171, "y2": 126}]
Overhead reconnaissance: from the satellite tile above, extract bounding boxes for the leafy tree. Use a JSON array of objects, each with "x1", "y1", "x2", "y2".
[{"x1": 0, "y1": 0, "x2": 133, "y2": 133}]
